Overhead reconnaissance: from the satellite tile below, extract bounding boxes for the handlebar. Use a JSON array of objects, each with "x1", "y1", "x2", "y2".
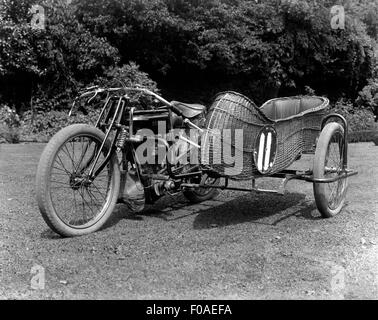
[{"x1": 69, "y1": 86, "x2": 184, "y2": 117}]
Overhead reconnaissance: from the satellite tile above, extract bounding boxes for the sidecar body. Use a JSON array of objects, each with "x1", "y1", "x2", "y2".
[{"x1": 202, "y1": 92, "x2": 328, "y2": 179}]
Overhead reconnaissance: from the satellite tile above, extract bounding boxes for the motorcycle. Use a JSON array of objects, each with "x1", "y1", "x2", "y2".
[{"x1": 35, "y1": 85, "x2": 220, "y2": 237}]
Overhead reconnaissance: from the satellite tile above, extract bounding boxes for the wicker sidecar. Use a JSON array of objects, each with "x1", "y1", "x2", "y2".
[{"x1": 201, "y1": 92, "x2": 357, "y2": 218}]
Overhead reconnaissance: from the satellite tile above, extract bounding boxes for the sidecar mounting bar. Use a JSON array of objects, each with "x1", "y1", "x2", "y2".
[
  {"x1": 269, "y1": 169, "x2": 358, "y2": 183},
  {"x1": 181, "y1": 168, "x2": 357, "y2": 195},
  {"x1": 181, "y1": 181, "x2": 281, "y2": 195}
]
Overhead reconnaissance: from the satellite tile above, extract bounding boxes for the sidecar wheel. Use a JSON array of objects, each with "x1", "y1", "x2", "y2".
[
  {"x1": 313, "y1": 122, "x2": 347, "y2": 218},
  {"x1": 36, "y1": 124, "x2": 120, "y2": 237}
]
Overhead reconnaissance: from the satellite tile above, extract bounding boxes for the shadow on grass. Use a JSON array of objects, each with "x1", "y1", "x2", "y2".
[
  {"x1": 100, "y1": 200, "x2": 186, "y2": 230},
  {"x1": 40, "y1": 191, "x2": 319, "y2": 237},
  {"x1": 102, "y1": 191, "x2": 320, "y2": 231},
  {"x1": 192, "y1": 192, "x2": 319, "y2": 230},
  {"x1": 40, "y1": 229, "x2": 62, "y2": 239},
  {"x1": 102, "y1": 204, "x2": 140, "y2": 230},
  {"x1": 106, "y1": 193, "x2": 193, "y2": 224}
]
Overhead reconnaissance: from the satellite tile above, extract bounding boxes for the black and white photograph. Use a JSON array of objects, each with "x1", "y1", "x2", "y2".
[{"x1": 0, "y1": 0, "x2": 377, "y2": 303}]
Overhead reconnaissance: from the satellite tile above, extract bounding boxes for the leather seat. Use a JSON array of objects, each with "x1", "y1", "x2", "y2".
[
  {"x1": 171, "y1": 101, "x2": 206, "y2": 118},
  {"x1": 261, "y1": 97, "x2": 324, "y2": 121}
]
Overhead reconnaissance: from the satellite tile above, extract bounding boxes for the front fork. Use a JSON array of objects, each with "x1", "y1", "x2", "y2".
[
  {"x1": 88, "y1": 97, "x2": 125, "y2": 180},
  {"x1": 76, "y1": 96, "x2": 126, "y2": 182}
]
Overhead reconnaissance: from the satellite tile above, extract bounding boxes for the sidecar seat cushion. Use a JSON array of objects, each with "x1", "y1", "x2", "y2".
[{"x1": 260, "y1": 96, "x2": 326, "y2": 121}]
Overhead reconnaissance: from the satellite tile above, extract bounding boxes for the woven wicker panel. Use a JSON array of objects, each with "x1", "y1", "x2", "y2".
[
  {"x1": 260, "y1": 96, "x2": 327, "y2": 174},
  {"x1": 272, "y1": 118, "x2": 307, "y2": 173},
  {"x1": 202, "y1": 93, "x2": 328, "y2": 180},
  {"x1": 202, "y1": 92, "x2": 272, "y2": 180},
  {"x1": 301, "y1": 111, "x2": 326, "y2": 150}
]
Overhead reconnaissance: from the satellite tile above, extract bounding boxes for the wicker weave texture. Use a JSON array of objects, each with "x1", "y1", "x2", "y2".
[{"x1": 202, "y1": 92, "x2": 328, "y2": 180}]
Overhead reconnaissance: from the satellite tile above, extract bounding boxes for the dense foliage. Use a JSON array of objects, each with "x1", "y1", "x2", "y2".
[
  {"x1": 0, "y1": 0, "x2": 377, "y2": 142},
  {"x1": 74, "y1": 0, "x2": 377, "y2": 103}
]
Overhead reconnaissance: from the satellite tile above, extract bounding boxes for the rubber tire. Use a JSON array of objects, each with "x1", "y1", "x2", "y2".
[
  {"x1": 183, "y1": 177, "x2": 220, "y2": 203},
  {"x1": 36, "y1": 124, "x2": 120, "y2": 237},
  {"x1": 313, "y1": 122, "x2": 347, "y2": 218}
]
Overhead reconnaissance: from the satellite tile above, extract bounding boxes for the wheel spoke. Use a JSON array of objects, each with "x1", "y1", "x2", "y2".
[
  {"x1": 61, "y1": 144, "x2": 76, "y2": 172},
  {"x1": 48, "y1": 133, "x2": 113, "y2": 230},
  {"x1": 52, "y1": 166, "x2": 70, "y2": 176},
  {"x1": 89, "y1": 183, "x2": 107, "y2": 201},
  {"x1": 75, "y1": 139, "x2": 93, "y2": 173},
  {"x1": 325, "y1": 132, "x2": 345, "y2": 210},
  {"x1": 56, "y1": 154, "x2": 70, "y2": 175},
  {"x1": 85, "y1": 188, "x2": 103, "y2": 211},
  {"x1": 50, "y1": 185, "x2": 73, "y2": 189},
  {"x1": 79, "y1": 186, "x2": 95, "y2": 222}
]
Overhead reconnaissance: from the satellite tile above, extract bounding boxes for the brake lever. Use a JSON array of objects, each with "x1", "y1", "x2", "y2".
[
  {"x1": 87, "y1": 91, "x2": 98, "y2": 104},
  {"x1": 68, "y1": 95, "x2": 90, "y2": 116},
  {"x1": 68, "y1": 100, "x2": 88, "y2": 116},
  {"x1": 87, "y1": 88, "x2": 105, "y2": 104},
  {"x1": 68, "y1": 100, "x2": 76, "y2": 117},
  {"x1": 69, "y1": 91, "x2": 91, "y2": 117}
]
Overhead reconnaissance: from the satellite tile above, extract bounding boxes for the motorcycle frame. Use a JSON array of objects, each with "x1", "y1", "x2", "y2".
[{"x1": 78, "y1": 88, "x2": 206, "y2": 183}]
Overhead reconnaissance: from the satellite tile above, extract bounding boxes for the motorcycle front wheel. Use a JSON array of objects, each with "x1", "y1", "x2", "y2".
[{"x1": 36, "y1": 124, "x2": 120, "y2": 237}]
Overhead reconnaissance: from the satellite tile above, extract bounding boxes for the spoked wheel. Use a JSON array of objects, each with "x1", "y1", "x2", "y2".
[
  {"x1": 313, "y1": 122, "x2": 348, "y2": 218},
  {"x1": 36, "y1": 124, "x2": 120, "y2": 237},
  {"x1": 183, "y1": 173, "x2": 220, "y2": 203}
]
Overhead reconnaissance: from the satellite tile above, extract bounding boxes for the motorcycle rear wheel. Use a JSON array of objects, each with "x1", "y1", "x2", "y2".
[{"x1": 183, "y1": 173, "x2": 220, "y2": 203}]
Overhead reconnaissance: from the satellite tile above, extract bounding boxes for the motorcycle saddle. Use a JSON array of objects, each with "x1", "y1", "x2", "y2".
[{"x1": 170, "y1": 101, "x2": 206, "y2": 118}]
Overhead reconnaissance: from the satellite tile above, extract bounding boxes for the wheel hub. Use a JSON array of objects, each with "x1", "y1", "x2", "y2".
[{"x1": 69, "y1": 175, "x2": 92, "y2": 190}]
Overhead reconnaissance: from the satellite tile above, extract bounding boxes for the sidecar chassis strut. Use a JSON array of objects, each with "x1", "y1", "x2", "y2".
[{"x1": 181, "y1": 168, "x2": 357, "y2": 196}]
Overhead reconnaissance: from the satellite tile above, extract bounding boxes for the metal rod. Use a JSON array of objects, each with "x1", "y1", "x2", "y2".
[
  {"x1": 282, "y1": 170, "x2": 357, "y2": 183},
  {"x1": 306, "y1": 170, "x2": 358, "y2": 183},
  {"x1": 129, "y1": 107, "x2": 135, "y2": 137},
  {"x1": 175, "y1": 171, "x2": 203, "y2": 178},
  {"x1": 179, "y1": 134, "x2": 200, "y2": 148},
  {"x1": 181, "y1": 169, "x2": 357, "y2": 194},
  {"x1": 93, "y1": 102, "x2": 125, "y2": 177},
  {"x1": 95, "y1": 95, "x2": 111, "y2": 128},
  {"x1": 89, "y1": 97, "x2": 124, "y2": 178},
  {"x1": 183, "y1": 118, "x2": 204, "y2": 134},
  {"x1": 181, "y1": 183, "x2": 279, "y2": 194}
]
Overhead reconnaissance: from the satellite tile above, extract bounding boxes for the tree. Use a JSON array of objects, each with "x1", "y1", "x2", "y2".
[
  {"x1": 0, "y1": 0, "x2": 377, "y2": 110},
  {"x1": 75, "y1": 0, "x2": 376, "y2": 103},
  {"x1": 0, "y1": 0, "x2": 120, "y2": 112}
]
